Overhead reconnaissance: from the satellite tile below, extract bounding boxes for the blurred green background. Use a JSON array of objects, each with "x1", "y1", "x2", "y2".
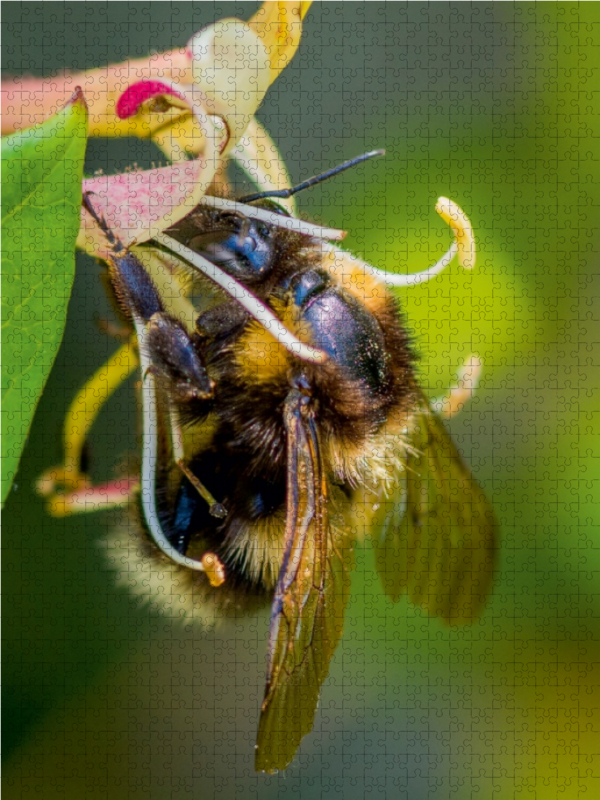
[{"x1": 3, "y1": 2, "x2": 598, "y2": 798}]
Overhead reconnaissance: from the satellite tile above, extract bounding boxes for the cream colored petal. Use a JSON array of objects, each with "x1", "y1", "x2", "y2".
[
  {"x1": 231, "y1": 117, "x2": 296, "y2": 213},
  {"x1": 152, "y1": 114, "x2": 226, "y2": 164},
  {"x1": 189, "y1": 20, "x2": 271, "y2": 150}
]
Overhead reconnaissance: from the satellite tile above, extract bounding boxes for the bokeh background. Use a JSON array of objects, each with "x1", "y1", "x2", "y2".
[{"x1": 3, "y1": 3, "x2": 598, "y2": 798}]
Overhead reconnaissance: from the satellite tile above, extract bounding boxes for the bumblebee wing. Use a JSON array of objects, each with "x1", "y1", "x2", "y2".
[
  {"x1": 254, "y1": 390, "x2": 353, "y2": 774},
  {"x1": 371, "y1": 388, "x2": 496, "y2": 624}
]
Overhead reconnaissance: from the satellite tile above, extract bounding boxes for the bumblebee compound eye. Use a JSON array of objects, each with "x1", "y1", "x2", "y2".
[{"x1": 186, "y1": 216, "x2": 276, "y2": 284}]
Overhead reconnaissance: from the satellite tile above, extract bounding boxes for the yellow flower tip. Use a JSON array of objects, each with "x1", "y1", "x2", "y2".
[
  {"x1": 35, "y1": 465, "x2": 90, "y2": 498},
  {"x1": 248, "y1": 1, "x2": 312, "y2": 81},
  {"x1": 299, "y1": 2, "x2": 312, "y2": 21},
  {"x1": 249, "y1": 1, "x2": 311, "y2": 32},
  {"x1": 435, "y1": 197, "x2": 476, "y2": 270}
]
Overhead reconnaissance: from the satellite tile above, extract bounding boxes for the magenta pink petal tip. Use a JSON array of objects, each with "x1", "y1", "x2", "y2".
[{"x1": 116, "y1": 80, "x2": 181, "y2": 119}]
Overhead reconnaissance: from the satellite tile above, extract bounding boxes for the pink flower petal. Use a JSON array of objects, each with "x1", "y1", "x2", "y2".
[
  {"x1": 116, "y1": 80, "x2": 185, "y2": 119},
  {"x1": 77, "y1": 159, "x2": 215, "y2": 258},
  {"x1": 50, "y1": 477, "x2": 139, "y2": 516}
]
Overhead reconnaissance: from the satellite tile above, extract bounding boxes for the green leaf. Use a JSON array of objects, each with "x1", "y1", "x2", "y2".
[{"x1": 1, "y1": 89, "x2": 88, "y2": 505}]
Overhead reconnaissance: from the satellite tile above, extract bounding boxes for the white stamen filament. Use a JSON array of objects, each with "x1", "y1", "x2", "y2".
[
  {"x1": 321, "y1": 196, "x2": 474, "y2": 286},
  {"x1": 350, "y1": 242, "x2": 458, "y2": 287},
  {"x1": 432, "y1": 355, "x2": 483, "y2": 418},
  {"x1": 198, "y1": 195, "x2": 346, "y2": 241},
  {"x1": 154, "y1": 233, "x2": 328, "y2": 364},
  {"x1": 168, "y1": 405, "x2": 185, "y2": 462},
  {"x1": 134, "y1": 317, "x2": 207, "y2": 572}
]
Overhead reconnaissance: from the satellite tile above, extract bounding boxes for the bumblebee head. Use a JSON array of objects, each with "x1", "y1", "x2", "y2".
[
  {"x1": 169, "y1": 151, "x2": 385, "y2": 287},
  {"x1": 184, "y1": 200, "x2": 292, "y2": 285},
  {"x1": 184, "y1": 209, "x2": 279, "y2": 284}
]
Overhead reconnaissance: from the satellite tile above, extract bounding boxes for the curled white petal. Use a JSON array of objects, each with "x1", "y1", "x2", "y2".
[
  {"x1": 318, "y1": 241, "x2": 458, "y2": 287},
  {"x1": 361, "y1": 243, "x2": 458, "y2": 286},
  {"x1": 318, "y1": 197, "x2": 475, "y2": 287},
  {"x1": 436, "y1": 197, "x2": 476, "y2": 270}
]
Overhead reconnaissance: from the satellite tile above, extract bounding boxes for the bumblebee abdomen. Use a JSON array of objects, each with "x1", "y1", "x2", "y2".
[{"x1": 162, "y1": 446, "x2": 287, "y2": 598}]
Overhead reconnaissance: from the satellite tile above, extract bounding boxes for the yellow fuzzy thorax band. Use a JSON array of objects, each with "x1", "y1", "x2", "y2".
[{"x1": 232, "y1": 298, "x2": 314, "y2": 385}]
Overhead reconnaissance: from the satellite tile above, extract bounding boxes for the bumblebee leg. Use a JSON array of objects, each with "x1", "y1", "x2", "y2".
[
  {"x1": 111, "y1": 254, "x2": 214, "y2": 403},
  {"x1": 145, "y1": 314, "x2": 214, "y2": 403},
  {"x1": 108, "y1": 245, "x2": 225, "y2": 511},
  {"x1": 85, "y1": 192, "x2": 214, "y2": 401},
  {"x1": 73, "y1": 196, "x2": 224, "y2": 579},
  {"x1": 166, "y1": 402, "x2": 227, "y2": 519},
  {"x1": 134, "y1": 325, "x2": 224, "y2": 576},
  {"x1": 176, "y1": 459, "x2": 227, "y2": 519},
  {"x1": 109, "y1": 257, "x2": 224, "y2": 573}
]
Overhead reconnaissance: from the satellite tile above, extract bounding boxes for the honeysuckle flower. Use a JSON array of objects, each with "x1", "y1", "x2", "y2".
[
  {"x1": 2, "y1": 3, "x2": 311, "y2": 259},
  {"x1": 1, "y1": 3, "x2": 310, "y2": 142},
  {"x1": 74, "y1": 3, "x2": 312, "y2": 256}
]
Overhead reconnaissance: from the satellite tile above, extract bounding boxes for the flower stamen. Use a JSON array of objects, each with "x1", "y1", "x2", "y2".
[
  {"x1": 154, "y1": 233, "x2": 328, "y2": 364},
  {"x1": 199, "y1": 195, "x2": 346, "y2": 241},
  {"x1": 432, "y1": 355, "x2": 483, "y2": 419},
  {"x1": 343, "y1": 197, "x2": 476, "y2": 287}
]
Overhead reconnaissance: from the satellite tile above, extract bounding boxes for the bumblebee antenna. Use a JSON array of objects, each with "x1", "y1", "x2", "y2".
[{"x1": 238, "y1": 149, "x2": 385, "y2": 203}]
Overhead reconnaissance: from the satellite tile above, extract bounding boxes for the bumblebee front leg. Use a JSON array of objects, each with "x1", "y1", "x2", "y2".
[
  {"x1": 81, "y1": 192, "x2": 214, "y2": 406},
  {"x1": 99, "y1": 234, "x2": 226, "y2": 584},
  {"x1": 105, "y1": 248, "x2": 212, "y2": 403}
]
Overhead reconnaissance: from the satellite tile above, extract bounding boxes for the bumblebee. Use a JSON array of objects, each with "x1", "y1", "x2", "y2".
[{"x1": 68, "y1": 153, "x2": 496, "y2": 773}]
